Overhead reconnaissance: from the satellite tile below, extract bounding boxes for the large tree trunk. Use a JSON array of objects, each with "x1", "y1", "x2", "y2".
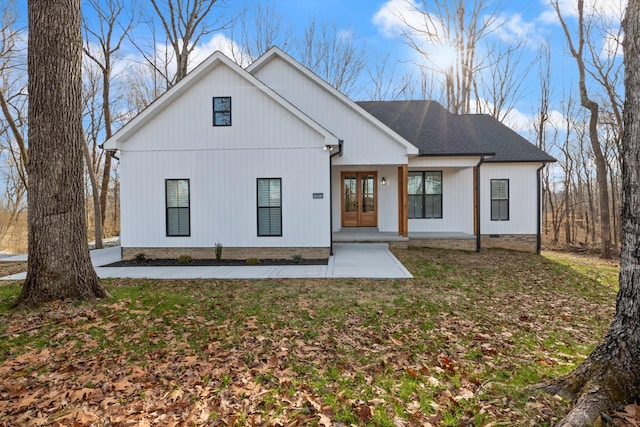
[
  {"x1": 540, "y1": 2, "x2": 640, "y2": 424},
  {"x1": 14, "y1": 0, "x2": 108, "y2": 308}
]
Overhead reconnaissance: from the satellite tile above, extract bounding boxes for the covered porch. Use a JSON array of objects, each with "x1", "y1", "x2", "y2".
[{"x1": 332, "y1": 228, "x2": 477, "y2": 251}]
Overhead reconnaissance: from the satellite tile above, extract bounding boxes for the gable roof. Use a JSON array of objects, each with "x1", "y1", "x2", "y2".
[
  {"x1": 103, "y1": 51, "x2": 339, "y2": 150},
  {"x1": 357, "y1": 100, "x2": 556, "y2": 163},
  {"x1": 248, "y1": 47, "x2": 419, "y2": 156}
]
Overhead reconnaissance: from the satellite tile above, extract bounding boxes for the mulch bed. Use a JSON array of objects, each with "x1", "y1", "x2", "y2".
[{"x1": 104, "y1": 258, "x2": 328, "y2": 267}]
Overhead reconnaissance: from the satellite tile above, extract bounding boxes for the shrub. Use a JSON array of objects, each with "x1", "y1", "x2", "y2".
[
  {"x1": 246, "y1": 258, "x2": 260, "y2": 265},
  {"x1": 177, "y1": 255, "x2": 193, "y2": 264},
  {"x1": 135, "y1": 253, "x2": 147, "y2": 262},
  {"x1": 292, "y1": 254, "x2": 302, "y2": 264},
  {"x1": 215, "y1": 242, "x2": 223, "y2": 261}
]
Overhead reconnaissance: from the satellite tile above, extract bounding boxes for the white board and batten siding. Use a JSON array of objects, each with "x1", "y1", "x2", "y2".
[
  {"x1": 250, "y1": 55, "x2": 414, "y2": 166},
  {"x1": 118, "y1": 61, "x2": 332, "y2": 249},
  {"x1": 480, "y1": 163, "x2": 542, "y2": 235},
  {"x1": 407, "y1": 167, "x2": 475, "y2": 234}
]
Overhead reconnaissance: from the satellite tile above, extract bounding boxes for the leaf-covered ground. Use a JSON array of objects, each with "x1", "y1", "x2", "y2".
[{"x1": 0, "y1": 248, "x2": 619, "y2": 426}]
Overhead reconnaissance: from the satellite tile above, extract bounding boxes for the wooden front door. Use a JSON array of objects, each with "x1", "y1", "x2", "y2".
[{"x1": 341, "y1": 172, "x2": 377, "y2": 227}]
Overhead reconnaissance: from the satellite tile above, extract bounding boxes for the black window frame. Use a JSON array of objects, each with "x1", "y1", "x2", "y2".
[
  {"x1": 165, "y1": 179, "x2": 191, "y2": 237},
  {"x1": 490, "y1": 179, "x2": 509, "y2": 221},
  {"x1": 408, "y1": 171, "x2": 443, "y2": 219},
  {"x1": 213, "y1": 96, "x2": 232, "y2": 126},
  {"x1": 257, "y1": 178, "x2": 282, "y2": 237}
]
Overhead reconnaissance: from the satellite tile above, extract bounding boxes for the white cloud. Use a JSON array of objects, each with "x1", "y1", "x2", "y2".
[
  {"x1": 189, "y1": 33, "x2": 252, "y2": 69},
  {"x1": 548, "y1": 109, "x2": 566, "y2": 131},
  {"x1": 538, "y1": 0, "x2": 626, "y2": 26},
  {"x1": 373, "y1": 0, "x2": 423, "y2": 38},
  {"x1": 600, "y1": 31, "x2": 624, "y2": 59},
  {"x1": 490, "y1": 13, "x2": 546, "y2": 48},
  {"x1": 503, "y1": 108, "x2": 535, "y2": 133},
  {"x1": 373, "y1": 0, "x2": 460, "y2": 71}
]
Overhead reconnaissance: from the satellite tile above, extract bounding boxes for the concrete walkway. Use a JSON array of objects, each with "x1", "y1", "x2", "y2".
[{"x1": 0, "y1": 243, "x2": 412, "y2": 280}]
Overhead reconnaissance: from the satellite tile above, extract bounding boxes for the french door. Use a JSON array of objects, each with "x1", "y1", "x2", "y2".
[{"x1": 341, "y1": 172, "x2": 377, "y2": 227}]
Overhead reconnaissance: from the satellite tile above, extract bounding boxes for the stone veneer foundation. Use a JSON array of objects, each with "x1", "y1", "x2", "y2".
[
  {"x1": 480, "y1": 234, "x2": 537, "y2": 252},
  {"x1": 122, "y1": 235, "x2": 537, "y2": 261},
  {"x1": 403, "y1": 235, "x2": 537, "y2": 252},
  {"x1": 122, "y1": 246, "x2": 331, "y2": 261},
  {"x1": 407, "y1": 237, "x2": 476, "y2": 251}
]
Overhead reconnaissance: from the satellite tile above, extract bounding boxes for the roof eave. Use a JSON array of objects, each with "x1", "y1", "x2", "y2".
[{"x1": 418, "y1": 152, "x2": 496, "y2": 157}]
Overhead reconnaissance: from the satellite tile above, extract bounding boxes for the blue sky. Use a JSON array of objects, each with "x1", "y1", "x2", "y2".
[
  {"x1": 204, "y1": 0, "x2": 623, "y2": 131},
  {"x1": 10, "y1": 0, "x2": 627, "y2": 135}
]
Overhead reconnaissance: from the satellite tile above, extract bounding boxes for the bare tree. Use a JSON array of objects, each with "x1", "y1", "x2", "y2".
[
  {"x1": 0, "y1": 0, "x2": 27, "y2": 190},
  {"x1": 0, "y1": 157, "x2": 26, "y2": 249},
  {"x1": 576, "y1": 121, "x2": 597, "y2": 245},
  {"x1": 297, "y1": 19, "x2": 366, "y2": 97},
  {"x1": 81, "y1": 62, "x2": 106, "y2": 249},
  {"x1": 553, "y1": 0, "x2": 612, "y2": 258},
  {"x1": 559, "y1": 100, "x2": 577, "y2": 245},
  {"x1": 532, "y1": 46, "x2": 553, "y2": 235},
  {"x1": 366, "y1": 54, "x2": 413, "y2": 101},
  {"x1": 475, "y1": 40, "x2": 532, "y2": 123},
  {"x1": 122, "y1": 22, "x2": 174, "y2": 115},
  {"x1": 14, "y1": 0, "x2": 108, "y2": 307},
  {"x1": 82, "y1": 0, "x2": 135, "y2": 245},
  {"x1": 541, "y1": 4, "x2": 640, "y2": 424},
  {"x1": 396, "y1": 0, "x2": 503, "y2": 114},
  {"x1": 227, "y1": 2, "x2": 292, "y2": 66},
  {"x1": 143, "y1": 0, "x2": 233, "y2": 87}
]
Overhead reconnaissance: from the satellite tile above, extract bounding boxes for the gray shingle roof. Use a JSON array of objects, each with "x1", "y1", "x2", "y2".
[{"x1": 357, "y1": 100, "x2": 556, "y2": 163}]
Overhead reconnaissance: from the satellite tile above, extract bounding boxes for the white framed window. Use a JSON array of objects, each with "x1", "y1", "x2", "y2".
[
  {"x1": 257, "y1": 178, "x2": 282, "y2": 236},
  {"x1": 490, "y1": 179, "x2": 509, "y2": 221},
  {"x1": 166, "y1": 179, "x2": 190, "y2": 236},
  {"x1": 408, "y1": 171, "x2": 442, "y2": 219}
]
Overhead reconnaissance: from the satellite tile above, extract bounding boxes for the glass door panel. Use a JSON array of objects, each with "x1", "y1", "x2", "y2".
[{"x1": 341, "y1": 172, "x2": 377, "y2": 227}]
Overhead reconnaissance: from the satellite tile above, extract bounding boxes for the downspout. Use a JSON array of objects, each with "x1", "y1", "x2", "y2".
[
  {"x1": 536, "y1": 163, "x2": 546, "y2": 254},
  {"x1": 329, "y1": 140, "x2": 344, "y2": 256},
  {"x1": 475, "y1": 155, "x2": 485, "y2": 252}
]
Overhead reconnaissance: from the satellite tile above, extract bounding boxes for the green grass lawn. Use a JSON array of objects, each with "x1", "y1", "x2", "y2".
[{"x1": 0, "y1": 248, "x2": 619, "y2": 426}]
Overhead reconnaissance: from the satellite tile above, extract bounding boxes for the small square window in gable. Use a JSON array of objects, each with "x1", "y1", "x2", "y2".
[{"x1": 213, "y1": 97, "x2": 231, "y2": 126}]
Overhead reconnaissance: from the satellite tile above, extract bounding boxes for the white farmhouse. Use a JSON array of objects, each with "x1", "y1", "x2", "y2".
[{"x1": 103, "y1": 47, "x2": 555, "y2": 260}]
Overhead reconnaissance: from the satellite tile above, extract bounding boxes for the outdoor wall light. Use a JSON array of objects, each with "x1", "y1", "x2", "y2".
[{"x1": 381, "y1": 177, "x2": 386, "y2": 186}]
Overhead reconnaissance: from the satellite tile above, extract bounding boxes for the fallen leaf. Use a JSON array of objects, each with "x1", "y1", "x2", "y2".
[
  {"x1": 454, "y1": 387, "x2": 475, "y2": 401},
  {"x1": 168, "y1": 387, "x2": 183, "y2": 402},
  {"x1": 100, "y1": 396, "x2": 120, "y2": 410},
  {"x1": 358, "y1": 404, "x2": 372, "y2": 423},
  {"x1": 69, "y1": 387, "x2": 95, "y2": 402},
  {"x1": 426, "y1": 376, "x2": 442, "y2": 387},
  {"x1": 17, "y1": 390, "x2": 41, "y2": 408},
  {"x1": 318, "y1": 413, "x2": 332, "y2": 426}
]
